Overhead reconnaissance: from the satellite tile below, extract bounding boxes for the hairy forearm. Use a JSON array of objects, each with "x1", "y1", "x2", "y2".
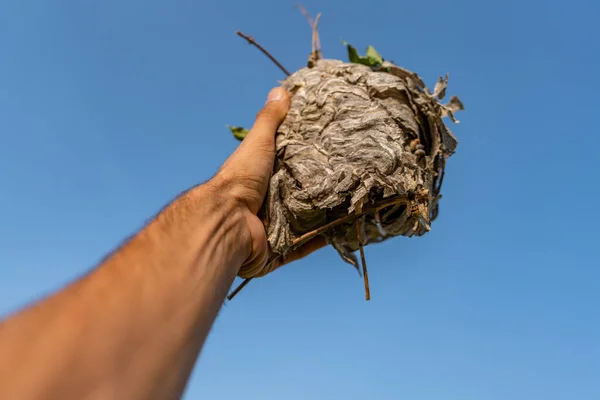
[{"x1": 0, "y1": 182, "x2": 248, "y2": 399}]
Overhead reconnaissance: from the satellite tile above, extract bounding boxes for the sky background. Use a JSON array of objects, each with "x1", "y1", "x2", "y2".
[{"x1": 1, "y1": 0, "x2": 599, "y2": 399}]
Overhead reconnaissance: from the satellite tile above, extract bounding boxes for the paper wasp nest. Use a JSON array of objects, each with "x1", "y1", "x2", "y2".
[{"x1": 259, "y1": 59, "x2": 462, "y2": 273}]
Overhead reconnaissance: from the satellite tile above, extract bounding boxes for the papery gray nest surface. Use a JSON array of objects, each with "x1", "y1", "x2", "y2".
[{"x1": 254, "y1": 59, "x2": 463, "y2": 274}]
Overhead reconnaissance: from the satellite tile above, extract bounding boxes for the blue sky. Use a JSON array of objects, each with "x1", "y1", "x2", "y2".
[{"x1": 1, "y1": 0, "x2": 599, "y2": 398}]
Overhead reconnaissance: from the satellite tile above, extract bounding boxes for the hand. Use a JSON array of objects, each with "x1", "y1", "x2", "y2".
[
  {"x1": 0, "y1": 87, "x2": 325, "y2": 400},
  {"x1": 212, "y1": 87, "x2": 326, "y2": 278}
]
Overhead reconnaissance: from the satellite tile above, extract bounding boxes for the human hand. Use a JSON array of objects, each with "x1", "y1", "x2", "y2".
[{"x1": 211, "y1": 87, "x2": 326, "y2": 278}]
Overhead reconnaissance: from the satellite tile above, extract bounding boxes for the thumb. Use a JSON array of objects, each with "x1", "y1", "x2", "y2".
[
  {"x1": 241, "y1": 87, "x2": 290, "y2": 152},
  {"x1": 217, "y1": 87, "x2": 290, "y2": 214}
]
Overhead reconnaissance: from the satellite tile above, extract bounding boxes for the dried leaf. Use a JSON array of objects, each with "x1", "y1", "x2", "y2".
[
  {"x1": 227, "y1": 125, "x2": 250, "y2": 140},
  {"x1": 433, "y1": 74, "x2": 449, "y2": 100},
  {"x1": 380, "y1": 62, "x2": 426, "y2": 91},
  {"x1": 445, "y1": 96, "x2": 464, "y2": 113},
  {"x1": 440, "y1": 96, "x2": 465, "y2": 123}
]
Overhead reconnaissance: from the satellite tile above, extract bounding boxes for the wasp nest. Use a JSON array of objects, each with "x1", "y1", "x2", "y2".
[
  {"x1": 258, "y1": 58, "x2": 463, "y2": 272},
  {"x1": 227, "y1": 17, "x2": 464, "y2": 300}
]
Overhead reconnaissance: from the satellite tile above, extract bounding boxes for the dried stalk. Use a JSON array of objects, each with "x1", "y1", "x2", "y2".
[
  {"x1": 226, "y1": 277, "x2": 251, "y2": 301},
  {"x1": 227, "y1": 257, "x2": 280, "y2": 301},
  {"x1": 236, "y1": 31, "x2": 291, "y2": 76},
  {"x1": 227, "y1": 193, "x2": 427, "y2": 300},
  {"x1": 355, "y1": 219, "x2": 370, "y2": 301},
  {"x1": 311, "y1": 13, "x2": 322, "y2": 62},
  {"x1": 295, "y1": 3, "x2": 322, "y2": 52}
]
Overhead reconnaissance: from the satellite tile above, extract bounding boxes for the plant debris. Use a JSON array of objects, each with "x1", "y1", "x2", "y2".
[{"x1": 227, "y1": 126, "x2": 250, "y2": 140}]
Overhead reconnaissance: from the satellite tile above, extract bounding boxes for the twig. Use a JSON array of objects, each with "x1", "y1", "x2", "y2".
[
  {"x1": 226, "y1": 192, "x2": 428, "y2": 300},
  {"x1": 295, "y1": 3, "x2": 322, "y2": 51},
  {"x1": 311, "y1": 13, "x2": 322, "y2": 61},
  {"x1": 355, "y1": 219, "x2": 371, "y2": 301},
  {"x1": 236, "y1": 31, "x2": 291, "y2": 76},
  {"x1": 289, "y1": 194, "x2": 414, "y2": 248},
  {"x1": 436, "y1": 164, "x2": 446, "y2": 196},
  {"x1": 227, "y1": 256, "x2": 281, "y2": 301},
  {"x1": 296, "y1": 4, "x2": 315, "y2": 26},
  {"x1": 296, "y1": 4, "x2": 322, "y2": 67},
  {"x1": 227, "y1": 278, "x2": 251, "y2": 301}
]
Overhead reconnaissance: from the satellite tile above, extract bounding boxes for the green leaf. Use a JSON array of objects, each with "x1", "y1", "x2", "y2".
[
  {"x1": 341, "y1": 40, "x2": 385, "y2": 68},
  {"x1": 342, "y1": 40, "x2": 361, "y2": 64},
  {"x1": 227, "y1": 125, "x2": 250, "y2": 141},
  {"x1": 365, "y1": 45, "x2": 383, "y2": 65}
]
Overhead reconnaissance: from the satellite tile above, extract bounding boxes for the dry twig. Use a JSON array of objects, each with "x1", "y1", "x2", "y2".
[
  {"x1": 295, "y1": 3, "x2": 322, "y2": 52},
  {"x1": 227, "y1": 193, "x2": 428, "y2": 300},
  {"x1": 236, "y1": 31, "x2": 291, "y2": 76},
  {"x1": 355, "y1": 219, "x2": 371, "y2": 300},
  {"x1": 310, "y1": 13, "x2": 323, "y2": 65},
  {"x1": 295, "y1": 4, "x2": 322, "y2": 67},
  {"x1": 226, "y1": 277, "x2": 251, "y2": 301}
]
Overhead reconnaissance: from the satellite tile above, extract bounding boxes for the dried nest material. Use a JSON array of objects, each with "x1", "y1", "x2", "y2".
[
  {"x1": 257, "y1": 59, "x2": 462, "y2": 274},
  {"x1": 227, "y1": 10, "x2": 464, "y2": 299}
]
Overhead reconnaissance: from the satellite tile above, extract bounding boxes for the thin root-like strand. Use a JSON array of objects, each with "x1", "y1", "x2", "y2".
[
  {"x1": 236, "y1": 31, "x2": 291, "y2": 76},
  {"x1": 355, "y1": 219, "x2": 371, "y2": 301}
]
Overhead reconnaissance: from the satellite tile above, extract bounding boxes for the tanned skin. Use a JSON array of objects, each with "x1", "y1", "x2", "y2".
[{"x1": 0, "y1": 88, "x2": 325, "y2": 400}]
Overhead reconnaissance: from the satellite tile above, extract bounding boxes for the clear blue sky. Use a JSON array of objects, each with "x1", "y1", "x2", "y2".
[{"x1": 1, "y1": 0, "x2": 598, "y2": 398}]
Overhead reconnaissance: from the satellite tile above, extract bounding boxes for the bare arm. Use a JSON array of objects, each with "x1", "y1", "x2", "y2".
[
  {"x1": 0, "y1": 184, "x2": 247, "y2": 399},
  {"x1": 0, "y1": 88, "x2": 324, "y2": 399}
]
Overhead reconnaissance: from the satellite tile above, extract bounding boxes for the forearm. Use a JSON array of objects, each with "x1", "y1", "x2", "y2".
[{"x1": 0, "y1": 182, "x2": 248, "y2": 399}]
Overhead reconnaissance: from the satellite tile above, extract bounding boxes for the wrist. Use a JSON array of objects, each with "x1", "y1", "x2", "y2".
[{"x1": 193, "y1": 178, "x2": 253, "y2": 271}]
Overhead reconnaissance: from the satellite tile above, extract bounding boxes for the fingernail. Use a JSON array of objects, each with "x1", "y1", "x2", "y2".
[{"x1": 266, "y1": 87, "x2": 285, "y2": 103}]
